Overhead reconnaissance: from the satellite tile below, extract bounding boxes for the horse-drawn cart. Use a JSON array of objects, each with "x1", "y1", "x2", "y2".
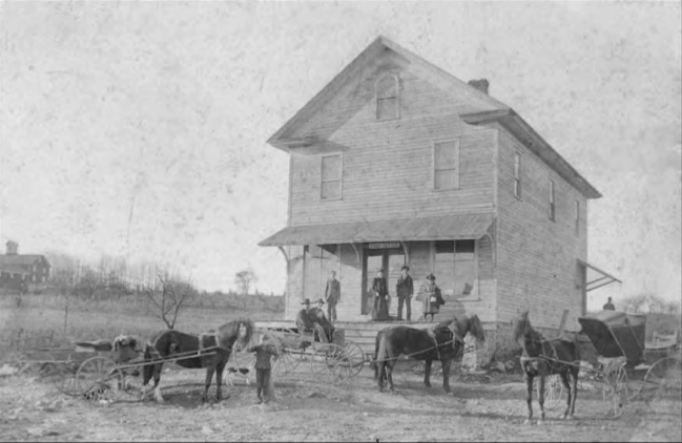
[
  {"x1": 259, "y1": 327, "x2": 365, "y2": 385},
  {"x1": 543, "y1": 311, "x2": 681, "y2": 415}
]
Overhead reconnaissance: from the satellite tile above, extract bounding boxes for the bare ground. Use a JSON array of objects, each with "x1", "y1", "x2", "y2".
[{"x1": 1, "y1": 365, "x2": 680, "y2": 442}]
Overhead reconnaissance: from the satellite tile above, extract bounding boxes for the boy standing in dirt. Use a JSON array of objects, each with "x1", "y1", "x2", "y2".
[{"x1": 247, "y1": 336, "x2": 280, "y2": 404}]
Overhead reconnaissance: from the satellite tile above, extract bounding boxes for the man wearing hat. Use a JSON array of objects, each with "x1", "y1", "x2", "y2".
[
  {"x1": 396, "y1": 265, "x2": 414, "y2": 321},
  {"x1": 310, "y1": 298, "x2": 334, "y2": 343},
  {"x1": 324, "y1": 270, "x2": 341, "y2": 322},
  {"x1": 422, "y1": 273, "x2": 445, "y2": 322},
  {"x1": 295, "y1": 298, "x2": 316, "y2": 336}
]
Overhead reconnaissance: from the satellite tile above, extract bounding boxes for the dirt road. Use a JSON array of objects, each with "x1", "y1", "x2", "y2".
[{"x1": 1, "y1": 366, "x2": 680, "y2": 442}]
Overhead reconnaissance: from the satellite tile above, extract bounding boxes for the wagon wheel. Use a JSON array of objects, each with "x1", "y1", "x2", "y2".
[
  {"x1": 637, "y1": 357, "x2": 682, "y2": 403},
  {"x1": 308, "y1": 343, "x2": 350, "y2": 385},
  {"x1": 325, "y1": 344, "x2": 353, "y2": 385},
  {"x1": 273, "y1": 350, "x2": 302, "y2": 377},
  {"x1": 343, "y1": 341, "x2": 365, "y2": 378},
  {"x1": 76, "y1": 356, "x2": 121, "y2": 401},
  {"x1": 601, "y1": 362, "x2": 629, "y2": 416},
  {"x1": 544, "y1": 375, "x2": 565, "y2": 407}
]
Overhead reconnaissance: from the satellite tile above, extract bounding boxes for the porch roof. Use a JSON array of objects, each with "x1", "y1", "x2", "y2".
[{"x1": 258, "y1": 213, "x2": 495, "y2": 247}]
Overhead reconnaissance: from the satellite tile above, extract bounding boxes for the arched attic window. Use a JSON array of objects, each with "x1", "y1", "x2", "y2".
[{"x1": 376, "y1": 74, "x2": 399, "y2": 121}]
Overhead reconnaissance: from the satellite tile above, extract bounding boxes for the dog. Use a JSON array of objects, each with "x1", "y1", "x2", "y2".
[{"x1": 223, "y1": 366, "x2": 251, "y2": 386}]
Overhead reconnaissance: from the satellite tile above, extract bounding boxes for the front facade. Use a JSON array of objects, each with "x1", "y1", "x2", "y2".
[
  {"x1": 0, "y1": 241, "x2": 51, "y2": 291},
  {"x1": 260, "y1": 37, "x2": 608, "y2": 332}
]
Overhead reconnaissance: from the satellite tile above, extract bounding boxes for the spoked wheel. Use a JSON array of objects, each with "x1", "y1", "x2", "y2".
[
  {"x1": 601, "y1": 362, "x2": 629, "y2": 417},
  {"x1": 544, "y1": 375, "x2": 565, "y2": 407},
  {"x1": 637, "y1": 357, "x2": 682, "y2": 403},
  {"x1": 308, "y1": 343, "x2": 351, "y2": 385},
  {"x1": 343, "y1": 341, "x2": 365, "y2": 378},
  {"x1": 273, "y1": 350, "x2": 302, "y2": 377},
  {"x1": 76, "y1": 357, "x2": 121, "y2": 401}
]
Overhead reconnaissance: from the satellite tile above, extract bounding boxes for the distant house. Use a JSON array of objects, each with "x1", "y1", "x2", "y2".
[
  {"x1": 259, "y1": 36, "x2": 620, "y2": 336},
  {"x1": 0, "y1": 241, "x2": 51, "y2": 291}
]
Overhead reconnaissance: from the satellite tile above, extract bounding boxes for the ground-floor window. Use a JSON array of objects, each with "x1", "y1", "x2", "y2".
[{"x1": 434, "y1": 240, "x2": 477, "y2": 297}]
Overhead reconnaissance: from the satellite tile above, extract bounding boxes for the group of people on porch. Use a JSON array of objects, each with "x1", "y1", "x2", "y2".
[
  {"x1": 371, "y1": 266, "x2": 445, "y2": 322},
  {"x1": 296, "y1": 267, "x2": 446, "y2": 340}
]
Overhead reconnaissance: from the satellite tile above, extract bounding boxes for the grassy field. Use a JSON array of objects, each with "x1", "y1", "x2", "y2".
[{"x1": 0, "y1": 291, "x2": 284, "y2": 350}]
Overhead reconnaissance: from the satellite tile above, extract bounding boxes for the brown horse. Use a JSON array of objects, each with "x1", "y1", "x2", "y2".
[
  {"x1": 142, "y1": 319, "x2": 254, "y2": 403},
  {"x1": 512, "y1": 311, "x2": 580, "y2": 424},
  {"x1": 373, "y1": 314, "x2": 485, "y2": 393}
]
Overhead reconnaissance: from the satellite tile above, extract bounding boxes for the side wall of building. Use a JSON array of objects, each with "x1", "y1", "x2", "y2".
[{"x1": 494, "y1": 123, "x2": 588, "y2": 331}]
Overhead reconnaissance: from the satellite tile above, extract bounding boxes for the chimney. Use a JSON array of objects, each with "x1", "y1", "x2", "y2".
[
  {"x1": 6, "y1": 241, "x2": 18, "y2": 255},
  {"x1": 468, "y1": 79, "x2": 490, "y2": 95}
]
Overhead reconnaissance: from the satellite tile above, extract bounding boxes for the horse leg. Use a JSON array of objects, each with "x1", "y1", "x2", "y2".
[
  {"x1": 570, "y1": 369, "x2": 578, "y2": 418},
  {"x1": 377, "y1": 360, "x2": 385, "y2": 392},
  {"x1": 558, "y1": 371, "x2": 572, "y2": 419},
  {"x1": 215, "y1": 360, "x2": 227, "y2": 401},
  {"x1": 387, "y1": 361, "x2": 395, "y2": 393},
  {"x1": 441, "y1": 359, "x2": 452, "y2": 393},
  {"x1": 537, "y1": 375, "x2": 546, "y2": 424},
  {"x1": 523, "y1": 374, "x2": 534, "y2": 424},
  {"x1": 424, "y1": 360, "x2": 432, "y2": 388},
  {"x1": 203, "y1": 365, "x2": 215, "y2": 403}
]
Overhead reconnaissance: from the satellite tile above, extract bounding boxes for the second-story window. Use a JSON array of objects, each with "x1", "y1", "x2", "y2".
[
  {"x1": 549, "y1": 180, "x2": 556, "y2": 221},
  {"x1": 434, "y1": 140, "x2": 460, "y2": 190},
  {"x1": 376, "y1": 74, "x2": 399, "y2": 121},
  {"x1": 575, "y1": 200, "x2": 580, "y2": 234},
  {"x1": 321, "y1": 154, "x2": 342, "y2": 200},
  {"x1": 514, "y1": 152, "x2": 522, "y2": 198}
]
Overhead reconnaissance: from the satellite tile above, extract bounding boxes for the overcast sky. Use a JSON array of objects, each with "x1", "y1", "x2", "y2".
[{"x1": 1, "y1": 1, "x2": 680, "y2": 310}]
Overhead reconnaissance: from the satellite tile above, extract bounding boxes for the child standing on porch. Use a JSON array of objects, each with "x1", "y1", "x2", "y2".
[
  {"x1": 246, "y1": 335, "x2": 280, "y2": 404},
  {"x1": 422, "y1": 273, "x2": 445, "y2": 322}
]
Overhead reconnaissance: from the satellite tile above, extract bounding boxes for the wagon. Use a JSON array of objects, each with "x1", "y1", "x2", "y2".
[
  {"x1": 257, "y1": 326, "x2": 365, "y2": 385},
  {"x1": 544, "y1": 311, "x2": 681, "y2": 415}
]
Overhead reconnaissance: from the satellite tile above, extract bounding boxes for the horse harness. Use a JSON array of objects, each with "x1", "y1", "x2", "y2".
[{"x1": 426, "y1": 322, "x2": 463, "y2": 360}]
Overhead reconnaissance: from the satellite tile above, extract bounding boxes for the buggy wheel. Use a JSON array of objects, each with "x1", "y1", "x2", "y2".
[
  {"x1": 343, "y1": 341, "x2": 365, "y2": 378},
  {"x1": 602, "y1": 362, "x2": 629, "y2": 416},
  {"x1": 325, "y1": 344, "x2": 353, "y2": 385},
  {"x1": 544, "y1": 375, "x2": 565, "y2": 407},
  {"x1": 76, "y1": 356, "x2": 121, "y2": 401},
  {"x1": 638, "y1": 357, "x2": 682, "y2": 402},
  {"x1": 273, "y1": 350, "x2": 301, "y2": 376},
  {"x1": 308, "y1": 343, "x2": 350, "y2": 385}
]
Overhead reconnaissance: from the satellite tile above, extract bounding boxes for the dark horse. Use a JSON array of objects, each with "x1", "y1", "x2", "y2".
[
  {"x1": 512, "y1": 311, "x2": 580, "y2": 424},
  {"x1": 373, "y1": 314, "x2": 485, "y2": 393},
  {"x1": 142, "y1": 319, "x2": 254, "y2": 403}
]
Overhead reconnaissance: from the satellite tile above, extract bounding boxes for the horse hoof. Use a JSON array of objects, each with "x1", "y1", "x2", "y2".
[
  {"x1": 523, "y1": 419, "x2": 533, "y2": 425},
  {"x1": 537, "y1": 420, "x2": 544, "y2": 426}
]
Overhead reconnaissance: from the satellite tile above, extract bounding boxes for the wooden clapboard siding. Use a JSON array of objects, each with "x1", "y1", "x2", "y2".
[
  {"x1": 494, "y1": 123, "x2": 588, "y2": 331},
  {"x1": 288, "y1": 65, "x2": 497, "y2": 226}
]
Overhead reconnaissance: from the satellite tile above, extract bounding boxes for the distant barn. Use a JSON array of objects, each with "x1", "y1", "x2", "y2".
[
  {"x1": 258, "y1": 36, "x2": 620, "y2": 357},
  {"x1": 0, "y1": 241, "x2": 50, "y2": 292}
]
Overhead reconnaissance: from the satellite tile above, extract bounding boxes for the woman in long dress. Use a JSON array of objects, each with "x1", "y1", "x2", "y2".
[
  {"x1": 371, "y1": 269, "x2": 391, "y2": 321},
  {"x1": 422, "y1": 273, "x2": 444, "y2": 322}
]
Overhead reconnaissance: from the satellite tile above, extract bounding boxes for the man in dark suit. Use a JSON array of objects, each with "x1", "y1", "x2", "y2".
[
  {"x1": 396, "y1": 265, "x2": 414, "y2": 321},
  {"x1": 324, "y1": 270, "x2": 341, "y2": 322},
  {"x1": 603, "y1": 297, "x2": 616, "y2": 311}
]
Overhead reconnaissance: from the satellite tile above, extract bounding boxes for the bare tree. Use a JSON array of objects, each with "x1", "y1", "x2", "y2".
[
  {"x1": 234, "y1": 268, "x2": 257, "y2": 296},
  {"x1": 143, "y1": 272, "x2": 197, "y2": 329},
  {"x1": 620, "y1": 294, "x2": 650, "y2": 313}
]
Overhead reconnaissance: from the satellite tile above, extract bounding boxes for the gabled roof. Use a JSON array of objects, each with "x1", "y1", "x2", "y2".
[
  {"x1": 267, "y1": 36, "x2": 601, "y2": 199},
  {"x1": 0, "y1": 255, "x2": 49, "y2": 268}
]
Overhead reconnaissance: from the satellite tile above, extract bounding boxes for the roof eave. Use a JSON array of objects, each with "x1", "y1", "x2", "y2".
[{"x1": 462, "y1": 109, "x2": 602, "y2": 200}]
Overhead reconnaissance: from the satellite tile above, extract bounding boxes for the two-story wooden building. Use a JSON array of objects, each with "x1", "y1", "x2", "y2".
[
  {"x1": 259, "y1": 37, "x2": 618, "y2": 347},
  {"x1": 0, "y1": 241, "x2": 51, "y2": 292}
]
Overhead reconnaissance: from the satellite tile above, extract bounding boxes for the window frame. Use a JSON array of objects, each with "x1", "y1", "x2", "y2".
[
  {"x1": 575, "y1": 199, "x2": 580, "y2": 235},
  {"x1": 375, "y1": 73, "x2": 400, "y2": 122},
  {"x1": 320, "y1": 153, "x2": 343, "y2": 201},
  {"x1": 549, "y1": 179, "x2": 556, "y2": 222},
  {"x1": 513, "y1": 151, "x2": 522, "y2": 199},
  {"x1": 432, "y1": 139, "x2": 461, "y2": 191}
]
